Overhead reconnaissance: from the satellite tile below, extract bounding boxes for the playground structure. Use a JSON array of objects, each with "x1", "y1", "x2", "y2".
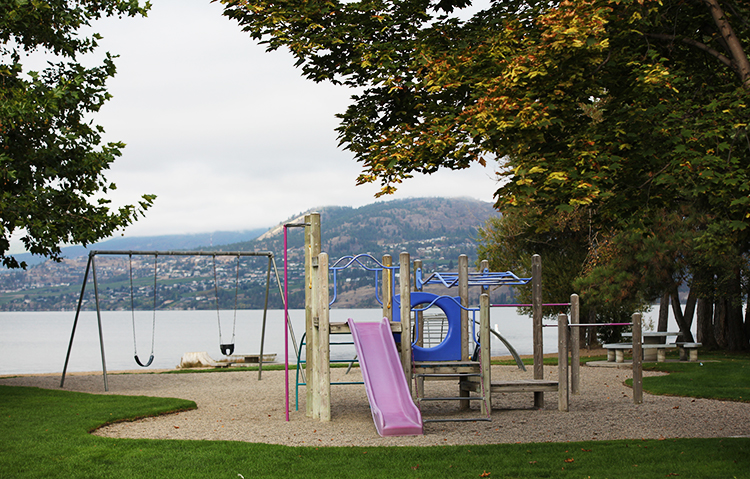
[
  {"x1": 60, "y1": 250, "x2": 287, "y2": 391},
  {"x1": 292, "y1": 212, "x2": 648, "y2": 436},
  {"x1": 59, "y1": 215, "x2": 646, "y2": 436}
]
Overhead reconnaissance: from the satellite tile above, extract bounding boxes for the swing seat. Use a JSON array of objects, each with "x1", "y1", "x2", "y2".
[
  {"x1": 135, "y1": 354, "x2": 154, "y2": 368},
  {"x1": 220, "y1": 344, "x2": 235, "y2": 356}
]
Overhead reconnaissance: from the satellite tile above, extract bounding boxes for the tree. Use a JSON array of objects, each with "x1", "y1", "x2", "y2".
[
  {"x1": 220, "y1": 0, "x2": 750, "y2": 348},
  {"x1": 1, "y1": 0, "x2": 155, "y2": 269}
]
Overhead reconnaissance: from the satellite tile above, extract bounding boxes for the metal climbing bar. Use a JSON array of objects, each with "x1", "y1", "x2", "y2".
[
  {"x1": 294, "y1": 332, "x2": 363, "y2": 411},
  {"x1": 328, "y1": 253, "x2": 398, "y2": 307},
  {"x1": 416, "y1": 268, "x2": 531, "y2": 290}
]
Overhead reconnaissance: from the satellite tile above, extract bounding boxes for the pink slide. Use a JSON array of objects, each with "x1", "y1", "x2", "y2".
[{"x1": 347, "y1": 317, "x2": 423, "y2": 437}]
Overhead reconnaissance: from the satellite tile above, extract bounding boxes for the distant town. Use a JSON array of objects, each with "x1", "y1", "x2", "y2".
[{"x1": 0, "y1": 198, "x2": 510, "y2": 311}]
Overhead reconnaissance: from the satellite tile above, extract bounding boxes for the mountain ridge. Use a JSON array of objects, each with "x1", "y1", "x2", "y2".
[{"x1": 0, "y1": 197, "x2": 500, "y2": 311}]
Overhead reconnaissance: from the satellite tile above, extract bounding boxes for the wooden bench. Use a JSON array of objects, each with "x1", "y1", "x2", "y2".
[{"x1": 676, "y1": 342, "x2": 702, "y2": 362}]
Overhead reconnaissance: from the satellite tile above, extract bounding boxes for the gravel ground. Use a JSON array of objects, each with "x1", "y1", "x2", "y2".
[{"x1": 2, "y1": 363, "x2": 748, "y2": 447}]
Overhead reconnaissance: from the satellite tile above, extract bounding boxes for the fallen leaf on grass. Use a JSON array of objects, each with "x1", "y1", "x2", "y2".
[
  {"x1": 480, "y1": 471, "x2": 491, "y2": 477},
  {"x1": 564, "y1": 458, "x2": 575, "y2": 463}
]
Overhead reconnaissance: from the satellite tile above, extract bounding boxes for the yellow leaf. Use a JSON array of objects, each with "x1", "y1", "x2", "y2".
[{"x1": 547, "y1": 171, "x2": 568, "y2": 181}]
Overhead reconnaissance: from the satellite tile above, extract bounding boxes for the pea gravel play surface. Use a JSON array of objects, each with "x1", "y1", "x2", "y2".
[{"x1": 2, "y1": 364, "x2": 748, "y2": 447}]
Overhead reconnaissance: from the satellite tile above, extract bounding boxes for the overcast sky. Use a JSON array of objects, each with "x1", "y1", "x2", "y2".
[{"x1": 18, "y1": 0, "x2": 500, "y2": 250}]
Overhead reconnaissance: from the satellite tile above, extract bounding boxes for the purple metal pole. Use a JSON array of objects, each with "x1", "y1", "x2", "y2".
[
  {"x1": 567, "y1": 322, "x2": 632, "y2": 327},
  {"x1": 283, "y1": 225, "x2": 289, "y2": 422},
  {"x1": 492, "y1": 303, "x2": 571, "y2": 308}
]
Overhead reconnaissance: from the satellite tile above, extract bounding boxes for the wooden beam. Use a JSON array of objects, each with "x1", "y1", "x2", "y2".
[
  {"x1": 532, "y1": 254, "x2": 544, "y2": 408},
  {"x1": 399, "y1": 252, "x2": 412, "y2": 394}
]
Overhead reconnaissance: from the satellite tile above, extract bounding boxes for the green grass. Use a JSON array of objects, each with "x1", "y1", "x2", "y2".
[
  {"x1": 2, "y1": 385, "x2": 749, "y2": 478},
  {"x1": 639, "y1": 353, "x2": 750, "y2": 403},
  {"x1": 3, "y1": 352, "x2": 750, "y2": 478}
]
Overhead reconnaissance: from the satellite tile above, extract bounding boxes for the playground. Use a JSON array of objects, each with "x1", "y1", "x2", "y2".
[
  {"x1": 2, "y1": 362, "x2": 749, "y2": 446},
  {"x1": 4, "y1": 211, "x2": 748, "y2": 447}
]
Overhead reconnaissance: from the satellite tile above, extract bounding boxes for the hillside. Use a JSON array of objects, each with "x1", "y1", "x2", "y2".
[
  {"x1": 0, "y1": 197, "x2": 500, "y2": 311},
  {"x1": 227, "y1": 197, "x2": 497, "y2": 267}
]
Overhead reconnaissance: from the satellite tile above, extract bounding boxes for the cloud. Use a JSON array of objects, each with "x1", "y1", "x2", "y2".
[{"x1": 21, "y1": 0, "x2": 501, "y2": 245}]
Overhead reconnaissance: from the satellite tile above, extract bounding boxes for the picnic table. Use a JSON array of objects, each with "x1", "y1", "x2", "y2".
[{"x1": 606, "y1": 332, "x2": 702, "y2": 362}]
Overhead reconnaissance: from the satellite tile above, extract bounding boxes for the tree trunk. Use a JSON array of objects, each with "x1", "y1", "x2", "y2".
[
  {"x1": 670, "y1": 287, "x2": 696, "y2": 342},
  {"x1": 697, "y1": 297, "x2": 719, "y2": 349},
  {"x1": 714, "y1": 298, "x2": 729, "y2": 349},
  {"x1": 658, "y1": 292, "x2": 670, "y2": 332},
  {"x1": 726, "y1": 267, "x2": 749, "y2": 351}
]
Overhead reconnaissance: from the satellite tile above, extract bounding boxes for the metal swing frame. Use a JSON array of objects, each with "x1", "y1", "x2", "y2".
[{"x1": 61, "y1": 249, "x2": 289, "y2": 391}]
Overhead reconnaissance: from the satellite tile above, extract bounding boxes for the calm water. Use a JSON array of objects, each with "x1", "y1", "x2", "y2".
[{"x1": 0, "y1": 307, "x2": 676, "y2": 376}]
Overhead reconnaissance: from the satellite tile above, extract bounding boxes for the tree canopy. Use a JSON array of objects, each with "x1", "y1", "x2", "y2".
[
  {"x1": 220, "y1": 0, "x2": 748, "y2": 208},
  {"x1": 220, "y1": 0, "x2": 750, "y2": 348},
  {"x1": 1, "y1": 0, "x2": 155, "y2": 269}
]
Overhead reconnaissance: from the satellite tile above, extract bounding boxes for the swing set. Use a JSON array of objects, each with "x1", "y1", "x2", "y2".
[{"x1": 61, "y1": 249, "x2": 288, "y2": 391}]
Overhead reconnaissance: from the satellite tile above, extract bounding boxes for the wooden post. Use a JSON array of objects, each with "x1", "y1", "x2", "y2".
[
  {"x1": 310, "y1": 253, "x2": 320, "y2": 418},
  {"x1": 399, "y1": 252, "x2": 412, "y2": 394},
  {"x1": 317, "y1": 252, "x2": 331, "y2": 421},
  {"x1": 570, "y1": 293, "x2": 580, "y2": 395},
  {"x1": 558, "y1": 313, "x2": 569, "y2": 412},
  {"x1": 413, "y1": 258, "x2": 424, "y2": 398},
  {"x1": 382, "y1": 254, "x2": 393, "y2": 322},
  {"x1": 480, "y1": 293, "x2": 491, "y2": 415},
  {"x1": 304, "y1": 213, "x2": 321, "y2": 417},
  {"x1": 458, "y1": 255, "x2": 470, "y2": 410},
  {"x1": 458, "y1": 255, "x2": 469, "y2": 361},
  {"x1": 632, "y1": 312, "x2": 643, "y2": 404},
  {"x1": 414, "y1": 259, "x2": 423, "y2": 348},
  {"x1": 532, "y1": 254, "x2": 544, "y2": 408}
]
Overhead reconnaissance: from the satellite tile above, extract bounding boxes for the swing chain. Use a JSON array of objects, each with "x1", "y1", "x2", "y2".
[
  {"x1": 130, "y1": 253, "x2": 157, "y2": 368},
  {"x1": 232, "y1": 255, "x2": 239, "y2": 343},
  {"x1": 214, "y1": 255, "x2": 236, "y2": 356}
]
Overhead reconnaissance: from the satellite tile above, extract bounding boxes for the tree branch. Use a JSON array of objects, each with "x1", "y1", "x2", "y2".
[
  {"x1": 644, "y1": 33, "x2": 735, "y2": 70},
  {"x1": 702, "y1": 0, "x2": 750, "y2": 90}
]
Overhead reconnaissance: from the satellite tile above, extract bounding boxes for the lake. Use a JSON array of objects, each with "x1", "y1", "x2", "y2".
[{"x1": 0, "y1": 307, "x2": 680, "y2": 376}]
